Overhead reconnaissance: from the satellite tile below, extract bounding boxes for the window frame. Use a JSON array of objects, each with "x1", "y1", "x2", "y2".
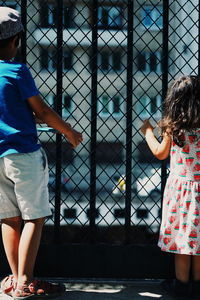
[
  {"x1": 40, "y1": 2, "x2": 74, "y2": 28},
  {"x1": 141, "y1": 5, "x2": 163, "y2": 30},
  {"x1": 45, "y1": 94, "x2": 73, "y2": 118},
  {"x1": 136, "y1": 95, "x2": 162, "y2": 119},
  {"x1": 40, "y1": 47, "x2": 73, "y2": 72},
  {"x1": 98, "y1": 5, "x2": 123, "y2": 29},
  {"x1": 98, "y1": 50, "x2": 122, "y2": 72},
  {"x1": 136, "y1": 51, "x2": 162, "y2": 73},
  {"x1": 97, "y1": 95, "x2": 123, "y2": 118}
]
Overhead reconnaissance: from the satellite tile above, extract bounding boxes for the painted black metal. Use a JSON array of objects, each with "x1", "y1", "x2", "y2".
[
  {"x1": 161, "y1": 0, "x2": 169, "y2": 199},
  {"x1": 54, "y1": 0, "x2": 63, "y2": 242},
  {"x1": 90, "y1": 0, "x2": 98, "y2": 241},
  {"x1": 1, "y1": 0, "x2": 198, "y2": 278},
  {"x1": 125, "y1": 0, "x2": 134, "y2": 243}
]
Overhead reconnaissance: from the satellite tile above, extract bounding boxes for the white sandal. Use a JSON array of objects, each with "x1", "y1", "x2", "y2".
[{"x1": 1, "y1": 275, "x2": 16, "y2": 296}]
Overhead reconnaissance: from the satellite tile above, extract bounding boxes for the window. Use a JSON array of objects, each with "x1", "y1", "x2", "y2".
[
  {"x1": 95, "y1": 142, "x2": 123, "y2": 163},
  {"x1": 136, "y1": 209, "x2": 148, "y2": 219},
  {"x1": 40, "y1": 48, "x2": 56, "y2": 71},
  {"x1": 98, "y1": 95, "x2": 122, "y2": 117},
  {"x1": 63, "y1": 51, "x2": 73, "y2": 70},
  {"x1": 141, "y1": 5, "x2": 163, "y2": 30},
  {"x1": 136, "y1": 95, "x2": 162, "y2": 119},
  {"x1": 40, "y1": 47, "x2": 72, "y2": 72},
  {"x1": 114, "y1": 209, "x2": 125, "y2": 218},
  {"x1": 63, "y1": 95, "x2": 73, "y2": 117},
  {"x1": 98, "y1": 51, "x2": 122, "y2": 72},
  {"x1": 40, "y1": 3, "x2": 74, "y2": 28},
  {"x1": 64, "y1": 208, "x2": 77, "y2": 219},
  {"x1": 0, "y1": 1, "x2": 19, "y2": 10},
  {"x1": 44, "y1": 94, "x2": 73, "y2": 118},
  {"x1": 98, "y1": 6, "x2": 123, "y2": 29},
  {"x1": 86, "y1": 209, "x2": 99, "y2": 219},
  {"x1": 136, "y1": 51, "x2": 162, "y2": 73}
]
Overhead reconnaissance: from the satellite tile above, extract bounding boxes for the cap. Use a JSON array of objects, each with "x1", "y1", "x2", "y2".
[{"x1": 0, "y1": 7, "x2": 24, "y2": 40}]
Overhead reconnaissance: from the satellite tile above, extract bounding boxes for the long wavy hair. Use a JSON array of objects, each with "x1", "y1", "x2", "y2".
[{"x1": 159, "y1": 75, "x2": 200, "y2": 147}]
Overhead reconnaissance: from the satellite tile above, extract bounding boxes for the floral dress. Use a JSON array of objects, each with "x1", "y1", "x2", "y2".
[{"x1": 158, "y1": 130, "x2": 200, "y2": 255}]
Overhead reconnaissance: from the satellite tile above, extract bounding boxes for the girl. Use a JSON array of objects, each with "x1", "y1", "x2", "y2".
[{"x1": 140, "y1": 75, "x2": 200, "y2": 298}]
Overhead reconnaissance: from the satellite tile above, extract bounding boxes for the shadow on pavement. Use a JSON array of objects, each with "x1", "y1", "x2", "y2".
[{"x1": 0, "y1": 281, "x2": 190, "y2": 300}]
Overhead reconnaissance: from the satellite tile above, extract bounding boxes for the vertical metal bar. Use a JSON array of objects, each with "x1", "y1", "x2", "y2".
[
  {"x1": 90, "y1": 0, "x2": 98, "y2": 241},
  {"x1": 161, "y1": 0, "x2": 169, "y2": 198},
  {"x1": 125, "y1": 0, "x2": 134, "y2": 244},
  {"x1": 198, "y1": 0, "x2": 200, "y2": 75},
  {"x1": 20, "y1": 0, "x2": 27, "y2": 64},
  {"x1": 54, "y1": 0, "x2": 63, "y2": 243}
]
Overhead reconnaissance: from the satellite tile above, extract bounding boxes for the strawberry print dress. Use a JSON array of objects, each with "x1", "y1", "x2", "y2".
[{"x1": 158, "y1": 131, "x2": 200, "y2": 255}]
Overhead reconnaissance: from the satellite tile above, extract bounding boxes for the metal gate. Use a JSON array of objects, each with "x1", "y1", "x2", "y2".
[{"x1": 0, "y1": 0, "x2": 200, "y2": 278}]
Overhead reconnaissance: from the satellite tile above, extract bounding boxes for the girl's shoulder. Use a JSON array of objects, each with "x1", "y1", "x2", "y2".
[
  {"x1": 183, "y1": 130, "x2": 200, "y2": 145},
  {"x1": 187, "y1": 129, "x2": 200, "y2": 136},
  {"x1": 171, "y1": 130, "x2": 200, "y2": 148}
]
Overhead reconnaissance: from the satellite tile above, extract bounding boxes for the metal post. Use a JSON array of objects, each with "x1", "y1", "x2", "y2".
[
  {"x1": 90, "y1": 0, "x2": 98, "y2": 241},
  {"x1": 20, "y1": 0, "x2": 27, "y2": 64},
  {"x1": 198, "y1": 0, "x2": 200, "y2": 75},
  {"x1": 54, "y1": 0, "x2": 63, "y2": 243},
  {"x1": 125, "y1": 0, "x2": 134, "y2": 244},
  {"x1": 161, "y1": 0, "x2": 169, "y2": 198}
]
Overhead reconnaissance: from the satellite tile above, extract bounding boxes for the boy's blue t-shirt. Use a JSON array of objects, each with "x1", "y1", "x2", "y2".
[{"x1": 0, "y1": 60, "x2": 41, "y2": 157}]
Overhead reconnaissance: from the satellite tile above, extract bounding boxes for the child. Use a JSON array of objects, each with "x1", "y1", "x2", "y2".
[
  {"x1": 0, "y1": 7, "x2": 83, "y2": 299},
  {"x1": 140, "y1": 75, "x2": 200, "y2": 298}
]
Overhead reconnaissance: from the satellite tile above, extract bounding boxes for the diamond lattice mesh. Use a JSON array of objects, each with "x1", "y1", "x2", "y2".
[{"x1": 0, "y1": 0, "x2": 199, "y2": 243}]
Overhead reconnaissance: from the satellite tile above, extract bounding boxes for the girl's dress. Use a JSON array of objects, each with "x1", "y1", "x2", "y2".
[{"x1": 158, "y1": 131, "x2": 200, "y2": 255}]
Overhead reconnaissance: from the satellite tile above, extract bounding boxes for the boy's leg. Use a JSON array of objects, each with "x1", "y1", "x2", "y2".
[
  {"x1": 175, "y1": 253, "x2": 191, "y2": 283},
  {"x1": 192, "y1": 256, "x2": 200, "y2": 281},
  {"x1": 1, "y1": 216, "x2": 22, "y2": 281},
  {"x1": 17, "y1": 217, "x2": 45, "y2": 286}
]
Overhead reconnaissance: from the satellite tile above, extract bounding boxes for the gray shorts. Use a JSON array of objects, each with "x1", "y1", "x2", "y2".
[{"x1": 0, "y1": 148, "x2": 52, "y2": 220}]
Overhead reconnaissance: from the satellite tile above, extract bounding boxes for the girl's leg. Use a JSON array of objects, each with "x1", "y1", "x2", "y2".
[
  {"x1": 17, "y1": 217, "x2": 45, "y2": 287},
  {"x1": 175, "y1": 253, "x2": 191, "y2": 283},
  {"x1": 1, "y1": 216, "x2": 22, "y2": 281},
  {"x1": 192, "y1": 256, "x2": 200, "y2": 281}
]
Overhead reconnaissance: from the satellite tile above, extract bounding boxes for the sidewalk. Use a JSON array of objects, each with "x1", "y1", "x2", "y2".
[{"x1": 0, "y1": 279, "x2": 189, "y2": 299}]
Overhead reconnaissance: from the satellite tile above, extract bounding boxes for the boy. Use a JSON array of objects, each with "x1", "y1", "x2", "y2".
[{"x1": 0, "y1": 7, "x2": 83, "y2": 298}]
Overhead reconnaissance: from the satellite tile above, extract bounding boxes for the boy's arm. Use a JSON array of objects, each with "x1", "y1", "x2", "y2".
[
  {"x1": 28, "y1": 94, "x2": 83, "y2": 148},
  {"x1": 140, "y1": 119, "x2": 171, "y2": 160}
]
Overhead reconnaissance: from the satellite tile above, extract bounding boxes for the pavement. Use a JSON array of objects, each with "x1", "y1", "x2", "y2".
[{"x1": 0, "y1": 279, "x2": 191, "y2": 299}]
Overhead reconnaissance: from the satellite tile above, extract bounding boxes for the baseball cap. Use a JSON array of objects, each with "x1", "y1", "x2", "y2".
[{"x1": 0, "y1": 7, "x2": 24, "y2": 40}]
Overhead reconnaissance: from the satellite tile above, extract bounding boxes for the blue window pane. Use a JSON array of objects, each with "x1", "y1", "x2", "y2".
[{"x1": 142, "y1": 6, "x2": 163, "y2": 29}]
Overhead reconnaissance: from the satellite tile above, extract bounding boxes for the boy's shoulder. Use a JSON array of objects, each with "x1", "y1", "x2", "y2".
[
  {"x1": 0, "y1": 60, "x2": 27, "y2": 70},
  {"x1": 0, "y1": 61, "x2": 30, "y2": 78}
]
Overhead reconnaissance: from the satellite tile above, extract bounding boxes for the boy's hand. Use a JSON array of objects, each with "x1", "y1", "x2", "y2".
[
  {"x1": 64, "y1": 128, "x2": 83, "y2": 148},
  {"x1": 140, "y1": 119, "x2": 154, "y2": 136}
]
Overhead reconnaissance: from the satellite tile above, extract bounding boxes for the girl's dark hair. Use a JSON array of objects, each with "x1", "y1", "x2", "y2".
[{"x1": 160, "y1": 75, "x2": 200, "y2": 147}]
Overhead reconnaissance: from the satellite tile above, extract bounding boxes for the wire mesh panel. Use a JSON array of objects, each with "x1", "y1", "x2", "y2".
[{"x1": 1, "y1": 0, "x2": 200, "y2": 245}]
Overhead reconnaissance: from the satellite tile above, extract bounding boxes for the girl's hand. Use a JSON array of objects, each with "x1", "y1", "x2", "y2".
[{"x1": 140, "y1": 119, "x2": 154, "y2": 136}]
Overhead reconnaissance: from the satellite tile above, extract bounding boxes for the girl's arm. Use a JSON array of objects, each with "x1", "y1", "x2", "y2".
[{"x1": 140, "y1": 119, "x2": 171, "y2": 160}]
